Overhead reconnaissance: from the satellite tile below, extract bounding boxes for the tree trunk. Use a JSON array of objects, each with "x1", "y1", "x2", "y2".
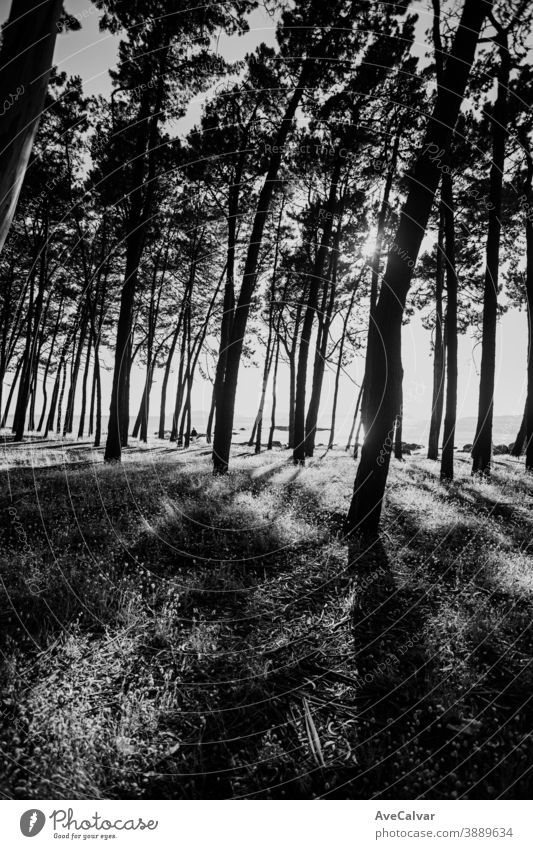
[
  {"x1": 13, "y1": 235, "x2": 47, "y2": 440},
  {"x1": 288, "y1": 352, "x2": 297, "y2": 448},
  {"x1": 353, "y1": 416, "x2": 364, "y2": 460},
  {"x1": 12, "y1": 267, "x2": 35, "y2": 440},
  {"x1": 471, "y1": 26, "x2": 509, "y2": 475},
  {"x1": 286, "y1": 300, "x2": 303, "y2": 448},
  {"x1": 252, "y1": 205, "x2": 284, "y2": 454},
  {"x1": 249, "y1": 341, "x2": 273, "y2": 450},
  {"x1": 206, "y1": 393, "x2": 216, "y2": 444},
  {"x1": 139, "y1": 364, "x2": 154, "y2": 443},
  {"x1": 329, "y1": 273, "x2": 360, "y2": 450},
  {"x1": 105, "y1": 236, "x2": 145, "y2": 459},
  {"x1": 56, "y1": 360, "x2": 68, "y2": 435},
  {"x1": 94, "y1": 343, "x2": 102, "y2": 448},
  {"x1": 361, "y1": 127, "x2": 401, "y2": 434},
  {"x1": 178, "y1": 305, "x2": 192, "y2": 447},
  {"x1": 440, "y1": 169, "x2": 459, "y2": 480},
  {"x1": 522, "y1": 146, "x2": 533, "y2": 471},
  {"x1": 1, "y1": 356, "x2": 23, "y2": 429},
  {"x1": 158, "y1": 303, "x2": 185, "y2": 439},
  {"x1": 0, "y1": 263, "x2": 15, "y2": 415},
  {"x1": 0, "y1": 0, "x2": 63, "y2": 254},
  {"x1": 346, "y1": 379, "x2": 364, "y2": 453},
  {"x1": 170, "y1": 360, "x2": 187, "y2": 442},
  {"x1": 212, "y1": 59, "x2": 311, "y2": 473},
  {"x1": 44, "y1": 322, "x2": 78, "y2": 439},
  {"x1": 64, "y1": 308, "x2": 88, "y2": 435},
  {"x1": 510, "y1": 404, "x2": 526, "y2": 457},
  {"x1": 267, "y1": 334, "x2": 281, "y2": 450},
  {"x1": 28, "y1": 291, "x2": 50, "y2": 432},
  {"x1": 88, "y1": 363, "x2": 96, "y2": 437},
  {"x1": 14, "y1": 237, "x2": 48, "y2": 441},
  {"x1": 293, "y1": 155, "x2": 342, "y2": 464},
  {"x1": 44, "y1": 363, "x2": 62, "y2": 438},
  {"x1": 211, "y1": 152, "x2": 245, "y2": 447},
  {"x1": 305, "y1": 208, "x2": 344, "y2": 457},
  {"x1": 345, "y1": 0, "x2": 489, "y2": 536},
  {"x1": 37, "y1": 293, "x2": 64, "y2": 432},
  {"x1": 105, "y1": 80, "x2": 163, "y2": 462},
  {"x1": 394, "y1": 376, "x2": 403, "y2": 460},
  {"x1": 427, "y1": 206, "x2": 446, "y2": 459},
  {"x1": 78, "y1": 332, "x2": 92, "y2": 439},
  {"x1": 304, "y1": 271, "x2": 336, "y2": 457}
]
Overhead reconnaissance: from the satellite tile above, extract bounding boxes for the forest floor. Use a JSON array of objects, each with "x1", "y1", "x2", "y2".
[{"x1": 1, "y1": 441, "x2": 533, "y2": 799}]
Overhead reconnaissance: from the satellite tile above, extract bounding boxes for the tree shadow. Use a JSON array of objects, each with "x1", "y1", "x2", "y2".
[{"x1": 347, "y1": 535, "x2": 428, "y2": 682}]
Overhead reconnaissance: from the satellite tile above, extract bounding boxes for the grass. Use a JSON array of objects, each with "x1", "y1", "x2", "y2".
[{"x1": 1, "y1": 441, "x2": 533, "y2": 799}]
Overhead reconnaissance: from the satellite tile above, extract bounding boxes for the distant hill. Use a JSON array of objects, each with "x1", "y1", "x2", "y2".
[
  {"x1": 401, "y1": 415, "x2": 523, "y2": 450},
  {"x1": 455, "y1": 415, "x2": 522, "y2": 446}
]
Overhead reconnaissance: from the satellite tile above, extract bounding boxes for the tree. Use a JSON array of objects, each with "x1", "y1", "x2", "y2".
[
  {"x1": 212, "y1": 0, "x2": 375, "y2": 473},
  {"x1": 427, "y1": 207, "x2": 446, "y2": 460},
  {"x1": 0, "y1": 0, "x2": 69, "y2": 254},
  {"x1": 471, "y1": 8, "x2": 520, "y2": 474},
  {"x1": 345, "y1": 0, "x2": 491, "y2": 537},
  {"x1": 101, "y1": 0, "x2": 254, "y2": 462}
]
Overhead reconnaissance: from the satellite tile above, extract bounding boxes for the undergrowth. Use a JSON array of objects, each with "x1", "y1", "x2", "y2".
[{"x1": 1, "y1": 445, "x2": 532, "y2": 799}]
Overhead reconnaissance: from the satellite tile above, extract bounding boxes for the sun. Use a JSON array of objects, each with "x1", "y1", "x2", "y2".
[{"x1": 361, "y1": 235, "x2": 377, "y2": 258}]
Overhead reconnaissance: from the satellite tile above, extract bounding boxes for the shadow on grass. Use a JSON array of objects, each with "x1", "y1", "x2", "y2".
[{"x1": 2, "y1": 453, "x2": 533, "y2": 799}]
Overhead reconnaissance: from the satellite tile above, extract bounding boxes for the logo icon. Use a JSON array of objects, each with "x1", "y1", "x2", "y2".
[{"x1": 20, "y1": 810, "x2": 46, "y2": 837}]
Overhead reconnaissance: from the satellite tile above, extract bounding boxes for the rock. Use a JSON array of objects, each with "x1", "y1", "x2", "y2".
[
  {"x1": 462, "y1": 443, "x2": 473, "y2": 452},
  {"x1": 270, "y1": 440, "x2": 282, "y2": 448},
  {"x1": 493, "y1": 444, "x2": 509, "y2": 455}
]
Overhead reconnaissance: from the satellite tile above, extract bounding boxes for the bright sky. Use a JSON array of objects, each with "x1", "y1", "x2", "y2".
[{"x1": 1, "y1": 0, "x2": 530, "y2": 445}]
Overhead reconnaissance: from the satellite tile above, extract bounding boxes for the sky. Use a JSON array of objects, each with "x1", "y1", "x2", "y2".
[{"x1": 0, "y1": 0, "x2": 530, "y2": 445}]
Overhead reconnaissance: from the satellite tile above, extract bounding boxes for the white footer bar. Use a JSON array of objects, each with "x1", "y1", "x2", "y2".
[{"x1": 2, "y1": 800, "x2": 532, "y2": 848}]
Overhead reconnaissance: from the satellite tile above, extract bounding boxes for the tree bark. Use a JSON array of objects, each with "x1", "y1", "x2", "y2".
[
  {"x1": 427, "y1": 206, "x2": 446, "y2": 459},
  {"x1": 346, "y1": 378, "x2": 364, "y2": 453},
  {"x1": 211, "y1": 150, "x2": 246, "y2": 445},
  {"x1": 394, "y1": 375, "x2": 403, "y2": 460},
  {"x1": 56, "y1": 360, "x2": 68, "y2": 435},
  {"x1": 64, "y1": 305, "x2": 88, "y2": 435},
  {"x1": 105, "y1": 75, "x2": 164, "y2": 461},
  {"x1": 361, "y1": 128, "x2": 401, "y2": 434},
  {"x1": 12, "y1": 265, "x2": 35, "y2": 440},
  {"x1": 28, "y1": 290, "x2": 51, "y2": 432},
  {"x1": 510, "y1": 404, "x2": 526, "y2": 456},
  {"x1": 305, "y1": 206, "x2": 345, "y2": 457},
  {"x1": 345, "y1": 0, "x2": 489, "y2": 536},
  {"x1": 212, "y1": 60, "x2": 311, "y2": 473},
  {"x1": 77, "y1": 332, "x2": 92, "y2": 438},
  {"x1": 13, "y1": 231, "x2": 48, "y2": 441},
  {"x1": 0, "y1": 260, "x2": 15, "y2": 415},
  {"x1": 93, "y1": 343, "x2": 102, "y2": 448},
  {"x1": 252, "y1": 203, "x2": 284, "y2": 453},
  {"x1": 293, "y1": 155, "x2": 342, "y2": 463},
  {"x1": 158, "y1": 300, "x2": 185, "y2": 439},
  {"x1": 329, "y1": 272, "x2": 360, "y2": 450},
  {"x1": 285, "y1": 300, "x2": 304, "y2": 448},
  {"x1": 0, "y1": 0, "x2": 63, "y2": 254},
  {"x1": 440, "y1": 169, "x2": 459, "y2": 480},
  {"x1": 521, "y1": 143, "x2": 533, "y2": 470},
  {"x1": 267, "y1": 334, "x2": 281, "y2": 450},
  {"x1": 471, "y1": 23, "x2": 509, "y2": 475},
  {"x1": 37, "y1": 291, "x2": 64, "y2": 432},
  {"x1": 1, "y1": 356, "x2": 23, "y2": 429}
]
